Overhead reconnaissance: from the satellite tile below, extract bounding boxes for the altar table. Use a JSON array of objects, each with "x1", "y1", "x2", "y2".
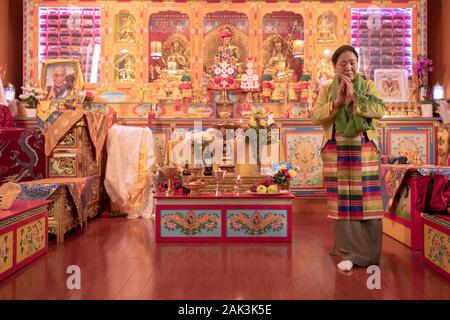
[
  {"x1": 155, "y1": 192, "x2": 294, "y2": 242},
  {"x1": 19, "y1": 177, "x2": 103, "y2": 242},
  {"x1": 0, "y1": 200, "x2": 50, "y2": 281}
]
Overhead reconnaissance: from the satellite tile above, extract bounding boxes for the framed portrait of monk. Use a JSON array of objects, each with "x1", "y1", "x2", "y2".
[
  {"x1": 373, "y1": 69, "x2": 409, "y2": 103},
  {"x1": 40, "y1": 59, "x2": 84, "y2": 101}
]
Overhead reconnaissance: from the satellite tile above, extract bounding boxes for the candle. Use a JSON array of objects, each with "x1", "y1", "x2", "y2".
[
  {"x1": 168, "y1": 61, "x2": 177, "y2": 74},
  {"x1": 239, "y1": 119, "x2": 243, "y2": 124},
  {"x1": 293, "y1": 40, "x2": 304, "y2": 58},
  {"x1": 236, "y1": 175, "x2": 242, "y2": 185},
  {"x1": 150, "y1": 41, "x2": 162, "y2": 58}
]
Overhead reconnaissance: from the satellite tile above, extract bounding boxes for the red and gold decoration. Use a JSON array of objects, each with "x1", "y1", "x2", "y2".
[
  {"x1": 161, "y1": 210, "x2": 220, "y2": 235},
  {"x1": 228, "y1": 210, "x2": 286, "y2": 235}
]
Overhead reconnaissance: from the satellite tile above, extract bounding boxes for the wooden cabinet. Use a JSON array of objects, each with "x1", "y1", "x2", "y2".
[{"x1": 47, "y1": 119, "x2": 105, "y2": 178}]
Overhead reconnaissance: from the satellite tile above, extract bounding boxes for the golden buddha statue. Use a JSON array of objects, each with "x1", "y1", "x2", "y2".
[
  {"x1": 316, "y1": 55, "x2": 334, "y2": 90},
  {"x1": 317, "y1": 12, "x2": 337, "y2": 44},
  {"x1": 263, "y1": 34, "x2": 294, "y2": 83},
  {"x1": 118, "y1": 14, "x2": 136, "y2": 43},
  {"x1": 161, "y1": 34, "x2": 190, "y2": 80},
  {"x1": 114, "y1": 54, "x2": 136, "y2": 82}
]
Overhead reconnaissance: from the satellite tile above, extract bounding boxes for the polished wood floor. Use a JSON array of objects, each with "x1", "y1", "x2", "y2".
[{"x1": 0, "y1": 199, "x2": 449, "y2": 300}]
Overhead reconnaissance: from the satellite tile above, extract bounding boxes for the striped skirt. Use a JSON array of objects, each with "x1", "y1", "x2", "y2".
[{"x1": 322, "y1": 133, "x2": 383, "y2": 220}]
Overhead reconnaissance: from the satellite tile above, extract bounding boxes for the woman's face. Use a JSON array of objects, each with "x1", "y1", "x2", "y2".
[{"x1": 333, "y1": 50, "x2": 358, "y2": 81}]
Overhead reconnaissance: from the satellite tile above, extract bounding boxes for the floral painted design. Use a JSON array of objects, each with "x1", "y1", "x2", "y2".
[
  {"x1": 425, "y1": 225, "x2": 450, "y2": 272},
  {"x1": 18, "y1": 219, "x2": 45, "y2": 261},
  {"x1": 0, "y1": 234, "x2": 11, "y2": 265},
  {"x1": 228, "y1": 211, "x2": 286, "y2": 235},
  {"x1": 162, "y1": 211, "x2": 220, "y2": 235}
]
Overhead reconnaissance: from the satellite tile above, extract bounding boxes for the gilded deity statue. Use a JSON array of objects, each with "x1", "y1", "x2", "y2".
[
  {"x1": 263, "y1": 34, "x2": 294, "y2": 83},
  {"x1": 214, "y1": 26, "x2": 240, "y2": 67},
  {"x1": 118, "y1": 14, "x2": 136, "y2": 43},
  {"x1": 316, "y1": 55, "x2": 334, "y2": 90},
  {"x1": 160, "y1": 33, "x2": 190, "y2": 80},
  {"x1": 115, "y1": 54, "x2": 136, "y2": 82},
  {"x1": 317, "y1": 11, "x2": 337, "y2": 43}
]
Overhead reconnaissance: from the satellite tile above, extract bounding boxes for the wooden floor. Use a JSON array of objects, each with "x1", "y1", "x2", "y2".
[{"x1": 0, "y1": 198, "x2": 449, "y2": 300}]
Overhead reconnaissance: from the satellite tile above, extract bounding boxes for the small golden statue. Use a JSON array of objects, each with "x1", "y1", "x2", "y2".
[
  {"x1": 263, "y1": 34, "x2": 294, "y2": 83},
  {"x1": 317, "y1": 11, "x2": 337, "y2": 44},
  {"x1": 114, "y1": 54, "x2": 136, "y2": 82},
  {"x1": 316, "y1": 55, "x2": 334, "y2": 90},
  {"x1": 118, "y1": 14, "x2": 136, "y2": 43},
  {"x1": 160, "y1": 33, "x2": 190, "y2": 80}
]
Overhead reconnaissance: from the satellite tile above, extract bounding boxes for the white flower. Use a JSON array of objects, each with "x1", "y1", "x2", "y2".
[
  {"x1": 19, "y1": 93, "x2": 30, "y2": 100},
  {"x1": 220, "y1": 62, "x2": 228, "y2": 69},
  {"x1": 252, "y1": 74, "x2": 259, "y2": 81},
  {"x1": 227, "y1": 67, "x2": 234, "y2": 75},
  {"x1": 241, "y1": 74, "x2": 248, "y2": 81},
  {"x1": 221, "y1": 67, "x2": 228, "y2": 75},
  {"x1": 202, "y1": 133, "x2": 213, "y2": 142}
]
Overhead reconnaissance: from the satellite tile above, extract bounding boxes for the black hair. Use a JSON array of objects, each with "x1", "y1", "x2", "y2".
[{"x1": 331, "y1": 45, "x2": 359, "y2": 66}]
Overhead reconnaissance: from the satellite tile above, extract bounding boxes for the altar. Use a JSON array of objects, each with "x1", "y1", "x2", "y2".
[{"x1": 155, "y1": 192, "x2": 294, "y2": 242}]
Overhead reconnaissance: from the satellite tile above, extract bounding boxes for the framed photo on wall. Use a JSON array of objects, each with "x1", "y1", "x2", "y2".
[
  {"x1": 40, "y1": 59, "x2": 84, "y2": 101},
  {"x1": 374, "y1": 69, "x2": 409, "y2": 102}
]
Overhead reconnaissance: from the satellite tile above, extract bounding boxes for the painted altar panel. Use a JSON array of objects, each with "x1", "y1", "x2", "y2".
[
  {"x1": 423, "y1": 216, "x2": 450, "y2": 280},
  {"x1": 160, "y1": 209, "x2": 222, "y2": 237},
  {"x1": 283, "y1": 126, "x2": 324, "y2": 192},
  {"x1": 16, "y1": 216, "x2": 46, "y2": 264},
  {"x1": 0, "y1": 232, "x2": 13, "y2": 276},
  {"x1": 226, "y1": 209, "x2": 288, "y2": 237},
  {"x1": 383, "y1": 121, "x2": 437, "y2": 165}
]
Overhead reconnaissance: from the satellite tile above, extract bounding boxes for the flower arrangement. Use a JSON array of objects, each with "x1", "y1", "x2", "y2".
[
  {"x1": 413, "y1": 55, "x2": 433, "y2": 101},
  {"x1": 156, "y1": 172, "x2": 190, "y2": 195},
  {"x1": 241, "y1": 110, "x2": 276, "y2": 167},
  {"x1": 79, "y1": 91, "x2": 95, "y2": 109},
  {"x1": 244, "y1": 110, "x2": 276, "y2": 144},
  {"x1": 184, "y1": 130, "x2": 215, "y2": 150},
  {"x1": 19, "y1": 85, "x2": 47, "y2": 109},
  {"x1": 272, "y1": 167, "x2": 297, "y2": 190}
]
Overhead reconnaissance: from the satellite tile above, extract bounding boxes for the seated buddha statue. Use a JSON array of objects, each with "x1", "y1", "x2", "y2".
[
  {"x1": 263, "y1": 35, "x2": 294, "y2": 83},
  {"x1": 316, "y1": 55, "x2": 334, "y2": 90},
  {"x1": 161, "y1": 37, "x2": 190, "y2": 80}
]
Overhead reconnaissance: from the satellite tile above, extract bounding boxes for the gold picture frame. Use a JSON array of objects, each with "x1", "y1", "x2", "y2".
[{"x1": 40, "y1": 59, "x2": 85, "y2": 101}]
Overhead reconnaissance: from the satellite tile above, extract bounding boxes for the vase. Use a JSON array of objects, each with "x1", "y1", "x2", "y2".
[
  {"x1": 25, "y1": 108, "x2": 37, "y2": 118},
  {"x1": 203, "y1": 166, "x2": 212, "y2": 176},
  {"x1": 420, "y1": 104, "x2": 433, "y2": 117}
]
